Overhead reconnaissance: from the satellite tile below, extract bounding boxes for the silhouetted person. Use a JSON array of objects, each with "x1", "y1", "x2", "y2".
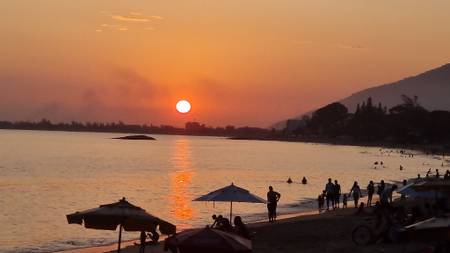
[
  {"x1": 301, "y1": 177, "x2": 307, "y2": 184},
  {"x1": 417, "y1": 174, "x2": 421, "y2": 179},
  {"x1": 287, "y1": 177, "x2": 293, "y2": 184},
  {"x1": 426, "y1": 168, "x2": 431, "y2": 177},
  {"x1": 317, "y1": 194, "x2": 324, "y2": 212},
  {"x1": 435, "y1": 169, "x2": 440, "y2": 178},
  {"x1": 377, "y1": 180, "x2": 385, "y2": 199},
  {"x1": 349, "y1": 181, "x2": 362, "y2": 208},
  {"x1": 342, "y1": 194, "x2": 347, "y2": 208},
  {"x1": 325, "y1": 178, "x2": 335, "y2": 210},
  {"x1": 267, "y1": 186, "x2": 281, "y2": 222},
  {"x1": 444, "y1": 170, "x2": 450, "y2": 180},
  {"x1": 367, "y1": 181, "x2": 375, "y2": 206},
  {"x1": 334, "y1": 180, "x2": 341, "y2": 208},
  {"x1": 216, "y1": 215, "x2": 233, "y2": 232},
  {"x1": 399, "y1": 165, "x2": 403, "y2": 171},
  {"x1": 233, "y1": 216, "x2": 251, "y2": 239},
  {"x1": 401, "y1": 180, "x2": 407, "y2": 200},
  {"x1": 139, "y1": 231, "x2": 146, "y2": 253},
  {"x1": 381, "y1": 184, "x2": 397, "y2": 206}
]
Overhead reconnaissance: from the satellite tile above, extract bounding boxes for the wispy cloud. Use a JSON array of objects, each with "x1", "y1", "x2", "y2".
[
  {"x1": 111, "y1": 15, "x2": 150, "y2": 22},
  {"x1": 95, "y1": 29, "x2": 103, "y2": 32},
  {"x1": 336, "y1": 43, "x2": 366, "y2": 50},
  {"x1": 150, "y1": 15, "x2": 164, "y2": 20}
]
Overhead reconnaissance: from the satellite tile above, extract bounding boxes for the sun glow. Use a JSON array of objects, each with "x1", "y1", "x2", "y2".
[{"x1": 176, "y1": 100, "x2": 191, "y2": 113}]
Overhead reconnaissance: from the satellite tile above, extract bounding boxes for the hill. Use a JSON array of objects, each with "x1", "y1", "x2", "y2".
[{"x1": 274, "y1": 63, "x2": 450, "y2": 129}]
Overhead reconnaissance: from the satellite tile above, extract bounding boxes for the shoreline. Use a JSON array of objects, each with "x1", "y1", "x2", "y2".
[{"x1": 230, "y1": 135, "x2": 450, "y2": 156}]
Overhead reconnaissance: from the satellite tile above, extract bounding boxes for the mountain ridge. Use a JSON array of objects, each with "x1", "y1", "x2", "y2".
[{"x1": 274, "y1": 63, "x2": 450, "y2": 129}]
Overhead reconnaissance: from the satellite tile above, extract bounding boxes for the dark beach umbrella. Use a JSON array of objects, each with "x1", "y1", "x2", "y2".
[
  {"x1": 66, "y1": 197, "x2": 176, "y2": 253},
  {"x1": 193, "y1": 183, "x2": 266, "y2": 222},
  {"x1": 165, "y1": 226, "x2": 252, "y2": 253},
  {"x1": 404, "y1": 216, "x2": 450, "y2": 241}
]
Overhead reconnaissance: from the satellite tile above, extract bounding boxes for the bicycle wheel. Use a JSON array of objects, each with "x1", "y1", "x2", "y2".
[{"x1": 352, "y1": 225, "x2": 373, "y2": 246}]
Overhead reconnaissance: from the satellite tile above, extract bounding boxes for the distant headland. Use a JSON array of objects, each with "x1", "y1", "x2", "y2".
[{"x1": 112, "y1": 135, "x2": 156, "y2": 140}]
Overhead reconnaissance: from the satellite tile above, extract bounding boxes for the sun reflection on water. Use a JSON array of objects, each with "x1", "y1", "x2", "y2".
[{"x1": 168, "y1": 138, "x2": 195, "y2": 226}]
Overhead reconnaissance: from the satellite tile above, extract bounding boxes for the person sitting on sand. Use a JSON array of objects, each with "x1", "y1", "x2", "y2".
[
  {"x1": 267, "y1": 186, "x2": 281, "y2": 222},
  {"x1": 234, "y1": 216, "x2": 251, "y2": 239},
  {"x1": 324, "y1": 178, "x2": 335, "y2": 210},
  {"x1": 287, "y1": 177, "x2": 293, "y2": 184},
  {"x1": 349, "y1": 181, "x2": 362, "y2": 208},
  {"x1": 216, "y1": 215, "x2": 234, "y2": 232},
  {"x1": 342, "y1": 194, "x2": 347, "y2": 208},
  {"x1": 334, "y1": 180, "x2": 341, "y2": 208},
  {"x1": 301, "y1": 177, "x2": 307, "y2": 184},
  {"x1": 366, "y1": 181, "x2": 375, "y2": 207}
]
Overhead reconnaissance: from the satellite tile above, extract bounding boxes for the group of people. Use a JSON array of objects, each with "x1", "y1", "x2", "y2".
[
  {"x1": 318, "y1": 178, "x2": 343, "y2": 211},
  {"x1": 424, "y1": 168, "x2": 450, "y2": 179},
  {"x1": 317, "y1": 178, "x2": 399, "y2": 212},
  {"x1": 211, "y1": 214, "x2": 251, "y2": 239}
]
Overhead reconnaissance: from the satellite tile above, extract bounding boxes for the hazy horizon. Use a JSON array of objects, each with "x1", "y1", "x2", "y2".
[{"x1": 2, "y1": 1, "x2": 450, "y2": 127}]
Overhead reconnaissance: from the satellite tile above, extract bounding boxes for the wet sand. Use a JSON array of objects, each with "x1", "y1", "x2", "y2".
[{"x1": 55, "y1": 206, "x2": 428, "y2": 253}]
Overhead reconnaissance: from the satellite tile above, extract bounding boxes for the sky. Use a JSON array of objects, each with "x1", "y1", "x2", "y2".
[{"x1": 1, "y1": 1, "x2": 450, "y2": 127}]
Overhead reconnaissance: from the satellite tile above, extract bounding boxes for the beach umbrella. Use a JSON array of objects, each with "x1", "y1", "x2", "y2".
[
  {"x1": 193, "y1": 183, "x2": 266, "y2": 222},
  {"x1": 396, "y1": 183, "x2": 438, "y2": 199},
  {"x1": 411, "y1": 180, "x2": 450, "y2": 192},
  {"x1": 404, "y1": 216, "x2": 450, "y2": 241},
  {"x1": 165, "y1": 226, "x2": 252, "y2": 253},
  {"x1": 66, "y1": 197, "x2": 176, "y2": 253}
]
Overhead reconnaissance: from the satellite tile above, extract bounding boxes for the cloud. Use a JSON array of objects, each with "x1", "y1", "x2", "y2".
[
  {"x1": 336, "y1": 43, "x2": 366, "y2": 50},
  {"x1": 150, "y1": 15, "x2": 164, "y2": 20},
  {"x1": 95, "y1": 29, "x2": 103, "y2": 32},
  {"x1": 117, "y1": 27, "x2": 128, "y2": 31},
  {"x1": 111, "y1": 15, "x2": 150, "y2": 22}
]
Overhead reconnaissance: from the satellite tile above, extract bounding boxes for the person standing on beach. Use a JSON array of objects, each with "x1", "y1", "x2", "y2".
[
  {"x1": 334, "y1": 180, "x2": 341, "y2": 208},
  {"x1": 325, "y1": 178, "x2": 335, "y2": 210},
  {"x1": 366, "y1": 181, "x2": 375, "y2": 206},
  {"x1": 377, "y1": 180, "x2": 385, "y2": 200},
  {"x1": 349, "y1": 181, "x2": 362, "y2": 208},
  {"x1": 267, "y1": 186, "x2": 281, "y2": 222}
]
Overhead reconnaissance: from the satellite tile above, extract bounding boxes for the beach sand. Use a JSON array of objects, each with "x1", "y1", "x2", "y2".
[{"x1": 56, "y1": 206, "x2": 429, "y2": 253}]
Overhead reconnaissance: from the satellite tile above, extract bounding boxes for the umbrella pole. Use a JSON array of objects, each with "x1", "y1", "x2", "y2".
[
  {"x1": 117, "y1": 224, "x2": 122, "y2": 253},
  {"x1": 230, "y1": 201, "x2": 233, "y2": 224}
]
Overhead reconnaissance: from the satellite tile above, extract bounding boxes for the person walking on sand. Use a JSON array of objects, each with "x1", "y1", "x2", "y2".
[
  {"x1": 349, "y1": 181, "x2": 362, "y2": 208},
  {"x1": 325, "y1": 178, "x2": 335, "y2": 210},
  {"x1": 334, "y1": 180, "x2": 341, "y2": 208},
  {"x1": 367, "y1": 181, "x2": 375, "y2": 206},
  {"x1": 267, "y1": 186, "x2": 281, "y2": 222}
]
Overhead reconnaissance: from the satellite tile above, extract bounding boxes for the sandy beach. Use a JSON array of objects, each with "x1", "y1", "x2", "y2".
[{"x1": 55, "y1": 205, "x2": 429, "y2": 253}]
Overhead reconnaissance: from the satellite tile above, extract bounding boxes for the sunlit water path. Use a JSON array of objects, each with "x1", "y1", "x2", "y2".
[{"x1": 0, "y1": 130, "x2": 446, "y2": 252}]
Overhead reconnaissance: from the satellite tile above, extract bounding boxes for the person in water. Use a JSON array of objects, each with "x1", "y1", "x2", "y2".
[
  {"x1": 233, "y1": 216, "x2": 251, "y2": 239},
  {"x1": 301, "y1": 177, "x2": 307, "y2": 184},
  {"x1": 287, "y1": 177, "x2": 293, "y2": 184},
  {"x1": 334, "y1": 180, "x2": 341, "y2": 208},
  {"x1": 267, "y1": 186, "x2": 281, "y2": 222},
  {"x1": 366, "y1": 181, "x2": 375, "y2": 207},
  {"x1": 349, "y1": 181, "x2": 362, "y2": 208}
]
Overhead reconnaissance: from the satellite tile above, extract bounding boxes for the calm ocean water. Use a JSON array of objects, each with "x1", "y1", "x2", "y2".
[{"x1": 0, "y1": 130, "x2": 444, "y2": 252}]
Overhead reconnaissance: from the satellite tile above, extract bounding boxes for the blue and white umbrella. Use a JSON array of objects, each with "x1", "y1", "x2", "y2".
[{"x1": 193, "y1": 183, "x2": 266, "y2": 222}]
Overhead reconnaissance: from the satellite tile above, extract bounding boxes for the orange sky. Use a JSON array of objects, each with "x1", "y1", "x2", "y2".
[{"x1": 1, "y1": 1, "x2": 450, "y2": 127}]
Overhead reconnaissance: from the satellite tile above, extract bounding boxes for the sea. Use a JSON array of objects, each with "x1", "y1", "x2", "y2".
[{"x1": 0, "y1": 130, "x2": 446, "y2": 252}]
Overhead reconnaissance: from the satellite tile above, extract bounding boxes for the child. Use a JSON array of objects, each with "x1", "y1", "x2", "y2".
[
  {"x1": 317, "y1": 194, "x2": 324, "y2": 212},
  {"x1": 342, "y1": 194, "x2": 347, "y2": 208}
]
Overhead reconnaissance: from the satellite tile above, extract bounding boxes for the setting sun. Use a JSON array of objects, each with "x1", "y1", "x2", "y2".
[{"x1": 176, "y1": 100, "x2": 191, "y2": 114}]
